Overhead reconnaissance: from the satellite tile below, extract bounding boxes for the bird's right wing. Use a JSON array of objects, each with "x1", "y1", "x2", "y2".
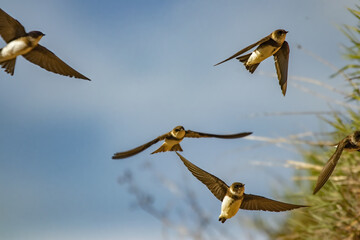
[
  {"x1": 313, "y1": 138, "x2": 348, "y2": 194},
  {"x1": 241, "y1": 194, "x2": 307, "y2": 211},
  {"x1": 214, "y1": 35, "x2": 271, "y2": 66},
  {"x1": 176, "y1": 152, "x2": 228, "y2": 201},
  {"x1": 0, "y1": 8, "x2": 26, "y2": 43},
  {"x1": 22, "y1": 45, "x2": 90, "y2": 80},
  {"x1": 185, "y1": 130, "x2": 252, "y2": 139},
  {"x1": 273, "y1": 41, "x2": 290, "y2": 96},
  {"x1": 112, "y1": 132, "x2": 171, "y2": 159}
]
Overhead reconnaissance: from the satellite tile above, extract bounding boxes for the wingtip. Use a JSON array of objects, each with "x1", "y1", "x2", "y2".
[
  {"x1": 299, "y1": 204, "x2": 310, "y2": 208},
  {"x1": 112, "y1": 154, "x2": 121, "y2": 160},
  {"x1": 72, "y1": 73, "x2": 90, "y2": 80},
  {"x1": 240, "y1": 132, "x2": 252, "y2": 138},
  {"x1": 70, "y1": 75, "x2": 91, "y2": 81},
  {"x1": 313, "y1": 181, "x2": 323, "y2": 194},
  {"x1": 291, "y1": 204, "x2": 309, "y2": 210},
  {"x1": 79, "y1": 76, "x2": 91, "y2": 81},
  {"x1": 112, "y1": 152, "x2": 128, "y2": 159},
  {"x1": 214, "y1": 60, "x2": 227, "y2": 66}
]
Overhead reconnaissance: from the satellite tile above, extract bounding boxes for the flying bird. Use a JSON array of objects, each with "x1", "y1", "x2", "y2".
[
  {"x1": 0, "y1": 8, "x2": 90, "y2": 80},
  {"x1": 176, "y1": 152, "x2": 307, "y2": 223},
  {"x1": 176, "y1": 153, "x2": 306, "y2": 222},
  {"x1": 215, "y1": 29, "x2": 289, "y2": 96},
  {"x1": 313, "y1": 131, "x2": 360, "y2": 194},
  {"x1": 112, "y1": 126, "x2": 252, "y2": 159}
]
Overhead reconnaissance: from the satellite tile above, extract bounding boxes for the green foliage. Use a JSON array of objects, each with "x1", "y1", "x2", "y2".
[
  {"x1": 266, "y1": 112, "x2": 360, "y2": 240},
  {"x1": 258, "y1": 5, "x2": 360, "y2": 240},
  {"x1": 332, "y1": 6, "x2": 360, "y2": 100}
]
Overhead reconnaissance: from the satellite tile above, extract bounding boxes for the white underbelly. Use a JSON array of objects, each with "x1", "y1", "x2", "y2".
[
  {"x1": 162, "y1": 138, "x2": 182, "y2": 151},
  {"x1": 219, "y1": 196, "x2": 242, "y2": 219},
  {"x1": 0, "y1": 39, "x2": 33, "y2": 61},
  {"x1": 247, "y1": 46, "x2": 280, "y2": 65}
]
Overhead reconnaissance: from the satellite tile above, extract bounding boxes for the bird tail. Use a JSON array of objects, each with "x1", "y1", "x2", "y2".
[
  {"x1": 236, "y1": 54, "x2": 259, "y2": 73},
  {"x1": 218, "y1": 217, "x2": 227, "y2": 223},
  {"x1": 0, "y1": 58, "x2": 16, "y2": 75},
  {"x1": 151, "y1": 143, "x2": 183, "y2": 154},
  {"x1": 151, "y1": 145, "x2": 167, "y2": 154},
  {"x1": 170, "y1": 144, "x2": 183, "y2": 152},
  {"x1": 245, "y1": 63, "x2": 260, "y2": 73},
  {"x1": 236, "y1": 53, "x2": 251, "y2": 63}
]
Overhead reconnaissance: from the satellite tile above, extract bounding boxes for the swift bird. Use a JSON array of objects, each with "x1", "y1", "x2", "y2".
[
  {"x1": 112, "y1": 126, "x2": 252, "y2": 159},
  {"x1": 176, "y1": 152, "x2": 307, "y2": 223},
  {"x1": 215, "y1": 29, "x2": 289, "y2": 96},
  {"x1": 313, "y1": 131, "x2": 360, "y2": 194},
  {"x1": 0, "y1": 8, "x2": 90, "y2": 80}
]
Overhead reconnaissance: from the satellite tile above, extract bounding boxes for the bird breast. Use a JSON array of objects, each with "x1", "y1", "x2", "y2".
[
  {"x1": 162, "y1": 138, "x2": 181, "y2": 149},
  {"x1": 0, "y1": 38, "x2": 33, "y2": 61},
  {"x1": 220, "y1": 195, "x2": 242, "y2": 219},
  {"x1": 247, "y1": 45, "x2": 280, "y2": 65}
]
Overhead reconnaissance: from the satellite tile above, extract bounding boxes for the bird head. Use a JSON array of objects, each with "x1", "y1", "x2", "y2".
[
  {"x1": 171, "y1": 126, "x2": 185, "y2": 139},
  {"x1": 27, "y1": 31, "x2": 45, "y2": 45},
  {"x1": 28, "y1": 31, "x2": 45, "y2": 39},
  {"x1": 230, "y1": 182, "x2": 245, "y2": 195},
  {"x1": 272, "y1": 29, "x2": 288, "y2": 43}
]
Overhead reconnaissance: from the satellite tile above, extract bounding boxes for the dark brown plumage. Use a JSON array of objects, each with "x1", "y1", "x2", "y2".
[
  {"x1": 112, "y1": 126, "x2": 252, "y2": 159},
  {"x1": 215, "y1": 29, "x2": 289, "y2": 96},
  {"x1": 176, "y1": 152, "x2": 307, "y2": 222},
  {"x1": 0, "y1": 8, "x2": 90, "y2": 80},
  {"x1": 313, "y1": 131, "x2": 360, "y2": 194}
]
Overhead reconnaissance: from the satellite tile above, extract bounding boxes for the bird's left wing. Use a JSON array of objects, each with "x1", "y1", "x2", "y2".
[
  {"x1": 214, "y1": 35, "x2": 271, "y2": 66},
  {"x1": 273, "y1": 41, "x2": 290, "y2": 96},
  {"x1": 0, "y1": 8, "x2": 26, "y2": 43},
  {"x1": 112, "y1": 132, "x2": 171, "y2": 159},
  {"x1": 22, "y1": 45, "x2": 90, "y2": 80},
  {"x1": 176, "y1": 152, "x2": 228, "y2": 201},
  {"x1": 240, "y1": 194, "x2": 307, "y2": 211},
  {"x1": 313, "y1": 138, "x2": 348, "y2": 194},
  {"x1": 185, "y1": 130, "x2": 252, "y2": 139}
]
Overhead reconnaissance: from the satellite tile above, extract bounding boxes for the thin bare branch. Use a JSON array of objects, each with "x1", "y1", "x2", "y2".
[
  {"x1": 245, "y1": 134, "x2": 334, "y2": 147},
  {"x1": 296, "y1": 44, "x2": 359, "y2": 91},
  {"x1": 291, "y1": 82, "x2": 360, "y2": 110},
  {"x1": 244, "y1": 111, "x2": 340, "y2": 119}
]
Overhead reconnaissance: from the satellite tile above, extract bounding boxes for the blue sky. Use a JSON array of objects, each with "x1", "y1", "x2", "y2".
[{"x1": 0, "y1": 0, "x2": 358, "y2": 239}]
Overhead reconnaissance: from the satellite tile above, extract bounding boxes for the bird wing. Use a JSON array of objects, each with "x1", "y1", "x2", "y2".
[
  {"x1": 0, "y1": 8, "x2": 26, "y2": 43},
  {"x1": 185, "y1": 130, "x2": 252, "y2": 139},
  {"x1": 176, "y1": 152, "x2": 228, "y2": 201},
  {"x1": 214, "y1": 34, "x2": 271, "y2": 66},
  {"x1": 22, "y1": 45, "x2": 90, "y2": 80},
  {"x1": 112, "y1": 132, "x2": 171, "y2": 159},
  {"x1": 273, "y1": 41, "x2": 290, "y2": 96},
  {"x1": 240, "y1": 194, "x2": 307, "y2": 211},
  {"x1": 313, "y1": 137, "x2": 348, "y2": 194}
]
